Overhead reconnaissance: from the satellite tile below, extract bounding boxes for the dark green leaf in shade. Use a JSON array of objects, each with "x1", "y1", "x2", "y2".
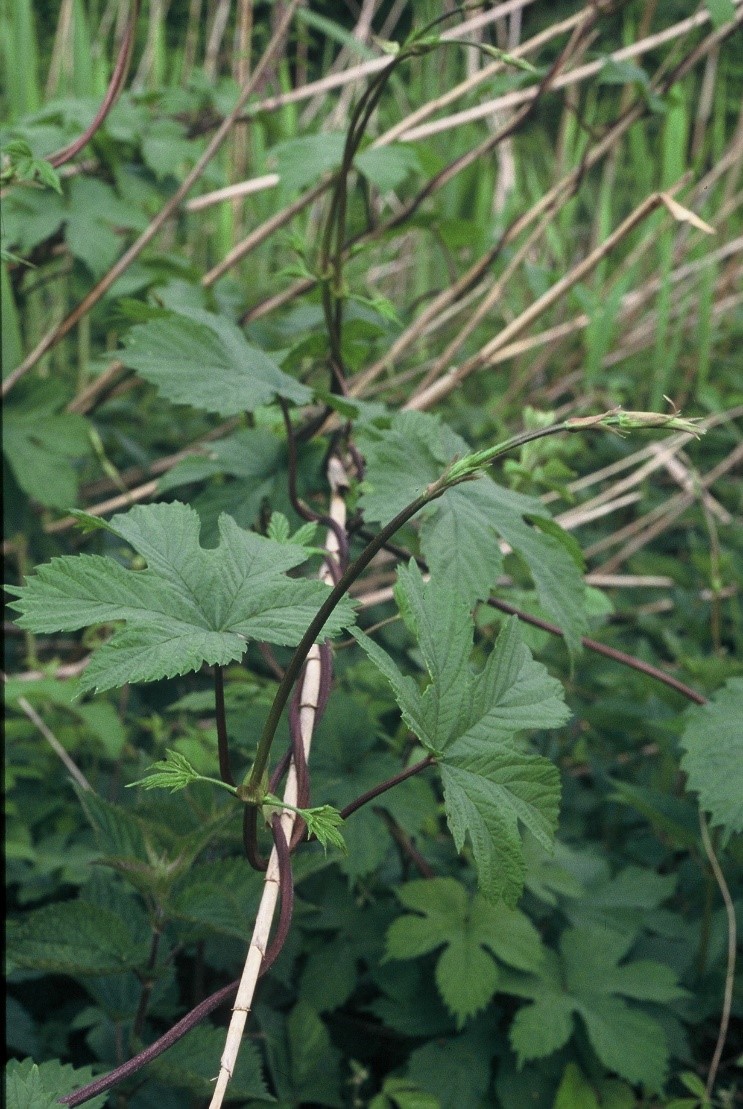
[
  {"x1": 8, "y1": 502, "x2": 355, "y2": 693},
  {"x1": 258, "y1": 1001, "x2": 343, "y2": 1106},
  {"x1": 353, "y1": 564, "x2": 568, "y2": 903},
  {"x1": 506, "y1": 923, "x2": 686, "y2": 1089},
  {"x1": 404, "y1": 1015, "x2": 499, "y2": 1109},
  {"x1": 386, "y1": 877, "x2": 543, "y2": 1026},
  {"x1": 3, "y1": 407, "x2": 90, "y2": 509},
  {"x1": 148, "y1": 1025, "x2": 270, "y2": 1101},
  {"x1": 679, "y1": 677, "x2": 743, "y2": 833},
  {"x1": 122, "y1": 308, "x2": 311, "y2": 415},
  {"x1": 5, "y1": 1058, "x2": 108, "y2": 1109},
  {"x1": 7, "y1": 900, "x2": 149, "y2": 975}
]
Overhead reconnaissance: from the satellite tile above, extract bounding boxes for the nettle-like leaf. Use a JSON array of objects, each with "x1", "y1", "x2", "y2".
[
  {"x1": 386, "y1": 877, "x2": 543, "y2": 1027},
  {"x1": 5, "y1": 1058, "x2": 108, "y2": 1109},
  {"x1": 7, "y1": 501, "x2": 355, "y2": 693},
  {"x1": 148, "y1": 1025, "x2": 269, "y2": 1100},
  {"x1": 4, "y1": 387, "x2": 91, "y2": 509},
  {"x1": 121, "y1": 306, "x2": 312, "y2": 415},
  {"x1": 7, "y1": 900, "x2": 150, "y2": 976},
  {"x1": 357, "y1": 409, "x2": 588, "y2": 655},
  {"x1": 680, "y1": 677, "x2": 743, "y2": 833},
  {"x1": 505, "y1": 924, "x2": 687, "y2": 1090},
  {"x1": 352, "y1": 563, "x2": 570, "y2": 904}
]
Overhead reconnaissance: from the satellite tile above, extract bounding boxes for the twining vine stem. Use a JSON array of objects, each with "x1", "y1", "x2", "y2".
[{"x1": 59, "y1": 413, "x2": 715, "y2": 1107}]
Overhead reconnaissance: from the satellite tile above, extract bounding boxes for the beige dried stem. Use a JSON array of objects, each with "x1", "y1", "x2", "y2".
[
  {"x1": 208, "y1": 458, "x2": 348, "y2": 1109},
  {"x1": 209, "y1": 1, "x2": 591, "y2": 301},
  {"x1": 405, "y1": 182, "x2": 718, "y2": 413}
]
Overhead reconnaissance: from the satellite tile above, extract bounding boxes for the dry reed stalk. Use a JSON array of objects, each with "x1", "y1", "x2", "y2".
[
  {"x1": 396, "y1": 5, "x2": 736, "y2": 143},
  {"x1": 2, "y1": 0, "x2": 304, "y2": 398},
  {"x1": 406, "y1": 190, "x2": 681, "y2": 412},
  {"x1": 208, "y1": 0, "x2": 593, "y2": 297},
  {"x1": 590, "y1": 440, "x2": 743, "y2": 569},
  {"x1": 208, "y1": 459, "x2": 348, "y2": 1109}
]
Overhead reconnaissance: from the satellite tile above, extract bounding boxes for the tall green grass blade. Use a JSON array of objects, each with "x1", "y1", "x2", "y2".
[
  {"x1": 1, "y1": 262, "x2": 23, "y2": 377},
  {"x1": 72, "y1": 0, "x2": 96, "y2": 98},
  {"x1": 1, "y1": 0, "x2": 41, "y2": 119}
]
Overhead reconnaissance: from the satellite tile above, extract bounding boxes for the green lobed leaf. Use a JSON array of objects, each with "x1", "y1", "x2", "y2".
[
  {"x1": 679, "y1": 677, "x2": 743, "y2": 833},
  {"x1": 8, "y1": 502, "x2": 356, "y2": 693},
  {"x1": 122, "y1": 307, "x2": 311, "y2": 416},
  {"x1": 355, "y1": 564, "x2": 568, "y2": 903},
  {"x1": 386, "y1": 878, "x2": 543, "y2": 1026},
  {"x1": 8, "y1": 900, "x2": 149, "y2": 976},
  {"x1": 357, "y1": 410, "x2": 587, "y2": 654},
  {"x1": 3, "y1": 406, "x2": 90, "y2": 509},
  {"x1": 5, "y1": 1059, "x2": 108, "y2": 1109},
  {"x1": 148, "y1": 1025, "x2": 270, "y2": 1100},
  {"x1": 507, "y1": 924, "x2": 682, "y2": 1089}
]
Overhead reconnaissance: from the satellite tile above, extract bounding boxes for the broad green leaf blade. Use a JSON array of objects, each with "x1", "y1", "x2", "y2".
[
  {"x1": 440, "y1": 743, "x2": 561, "y2": 905},
  {"x1": 472, "y1": 895, "x2": 544, "y2": 972},
  {"x1": 7, "y1": 901, "x2": 149, "y2": 975},
  {"x1": 358, "y1": 410, "x2": 588, "y2": 653},
  {"x1": 386, "y1": 878, "x2": 468, "y2": 960},
  {"x1": 356, "y1": 565, "x2": 568, "y2": 903},
  {"x1": 435, "y1": 936, "x2": 499, "y2": 1028},
  {"x1": 509, "y1": 993, "x2": 575, "y2": 1064},
  {"x1": 679, "y1": 677, "x2": 743, "y2": 833},
  {"x1": 349, "y1": 627, "x2": 432, "y2": 749},
  {"x1": 5, "y1": 1059, "x2": 108, "y2": 1109},
  {"x1": 8, "y1": 502, "x2": 356, "y2": 693},
  {"x1": 122, "y1": 307, "x2": 311, "y2": 415},
  {"x1": 576, "y1": 996, "x2": 668, "y2": 1091},
  {"x1": 3, "y1": 407, "x2": 90, "y2": 509},
  {"x1": 553, "y1": 1064, "x2": 601, "y2": 1109},
  {"x1": 395, "y1": 561, "x2": 476, "y2": 751},
  {"x1": 356, "y1": 143, "x2": 421, "y2": 192},
  {"x1": 386, "y1": 878, "x2": 544, "y2": 1027},
  {"x1": 148, "y1": 1025, "x2": 269, "y2": 1100},
  {"x1": 270, "y1": 132, "x2": 346, "y2": 194}
]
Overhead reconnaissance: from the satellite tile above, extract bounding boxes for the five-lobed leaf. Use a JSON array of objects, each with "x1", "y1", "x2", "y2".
[
  {"x1": 506, "y1": 923, "x2": 686, "y2": 1090},
  {"x1": 386, "y1": 877, "x2": 544, "y2": 1027},
  {"x1": 7, "y1": 501, "x2": 356, "y2": 693},
  {"x1": 353, "y1": 563, "x2": 570, "y2": 904}
]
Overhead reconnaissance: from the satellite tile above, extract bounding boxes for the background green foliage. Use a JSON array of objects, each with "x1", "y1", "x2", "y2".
[{"x1": 3, "y1": 1, "x2": 742, "y2": 1107}]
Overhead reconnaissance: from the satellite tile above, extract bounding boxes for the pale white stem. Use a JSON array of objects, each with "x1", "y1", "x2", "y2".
[
  {"x1": 209, "y1": 461, "x2": 348, "y2": 1109},
  {"x1": 249, "y1": 0, "x2": 541, "y2": 116},
  {"x1": 396, "y1": 6, "x2": 734, "y2": 143},
  {"x1": 15, "y1": 693, "x2": 93, "y2": 793},
  {"x1": 185, "y1": 174, "x2": 280, "y2": 211}
]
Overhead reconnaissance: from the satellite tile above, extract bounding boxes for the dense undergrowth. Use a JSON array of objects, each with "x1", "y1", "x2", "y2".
[{"x1": 2, "y1": 2, "x2": 743, "y2": 1107}]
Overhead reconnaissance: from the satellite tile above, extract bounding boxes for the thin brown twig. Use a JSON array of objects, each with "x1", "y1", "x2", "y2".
[
  {"x1": 48, "y1": 0, "x2": 141, "y2": 169},
  {"x1": 699, "y1": 813, "x2": 737, "y2": 1096}
]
